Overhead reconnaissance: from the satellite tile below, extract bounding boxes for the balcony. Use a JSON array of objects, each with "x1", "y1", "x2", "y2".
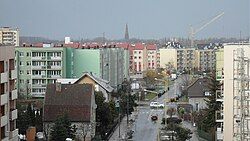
[
  {"x1": 32, "y1": 93, "x2": 45, "y2": 98},
  {"x1": 10, "y1": 69, "x2": 17, "y2": 80},
  {"x1": 48, "y1": 65, "x2": 62, "y2": 69},
  {"x1": 216, "y1": 90, "x2": 224, "y2": 102},
  {"x1": 11, "y1": 89, "x2": 18, "y2": 100},
  {"x1": 50, "y1": 56, "x2": 62, "y2": 60},
  {"x1": 1, "y1": 93, "x2": 8, "y2": 105},
  {"x1": 10, "y1": 109, "x2": 17, "y2": 120},
  {"x1": 32, "y1": 66, "x2": 46, "y2": 70},
  {"x1": 1, "y1": 115, "x2": 7, "y2": 127},
  {"x1": 31, "y1": 56, "x2": 46, "y2": 60},
  {"x1": 32, "y1": 75, "x2": 46, "y2": 78},
  {"x1": 216, "y1": 111, "x2": 224, "y2": 122},
  {"x1": 32, "y1": 84, "x2": 46, "y2": 88},
  {"x1": 0, "y1": 72, "x2": 8, "y2": 83},
  {"x1": 216, "y1": 129, "x2": 223, "y2": 140},
  {"x1": 9, "y1": 129, "x2": 18, "y2": 140},
  {"x1": 48, "y1": 75, "x2": 61, "y2": 78}
]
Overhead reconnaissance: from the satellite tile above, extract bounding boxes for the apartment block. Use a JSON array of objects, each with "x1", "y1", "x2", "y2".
[
  {"x1": 0, "y1": 27, "x2": 19, "y2": 46},
  {"x1": 66, "y1": 47, "x2": 129, "y2": 89},
  {"x1": 15, "y1": 46, "x2": 67, "y2": 98},
  {"x1": 217, "y1": 43, "x2": 250, "y2": 141},
  {"x1": 0, "y1": 46, "x2": 18, "y2": 141},
  {"x1": 197, "y1": 49, "x2": 216, "y2": 72},
  {"x1": 159, "y1": 48, "x2": 196, "y2": 73}
]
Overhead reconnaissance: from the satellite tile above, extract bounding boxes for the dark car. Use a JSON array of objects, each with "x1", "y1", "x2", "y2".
[{"x1": 151, "y1": 115, "x2": 158, "y2": 121}]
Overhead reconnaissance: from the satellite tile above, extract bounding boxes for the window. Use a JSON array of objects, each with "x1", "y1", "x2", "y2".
[
  {"x1": 19, "y1": 79, "x2": 24, "y2": 84},
  {"x1": 19, "y1": 52, "x2": 24, "y2": 57},
  {"x1": 27, "y1": 61, "x2": 31, "y2": 66},
  {"x1": 19, "y1": 70, "x2": 24, "y2": 75},
  {"x1": 26, "y1": 52, "x2": 30, "y2": 57},
  {"x1": 27, "y1": 70, "x2": 31, "y2": 75},
  {"x1": 19, "y1": 61, "x2": 24, "y2": 66},
  {"x1": 139, "y1": 56, "x2": 141, "y2": 59}
]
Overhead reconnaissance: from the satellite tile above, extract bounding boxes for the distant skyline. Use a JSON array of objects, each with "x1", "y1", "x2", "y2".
[{"x1": 0, "y1": 0, "x2": 249, "y2": 40}]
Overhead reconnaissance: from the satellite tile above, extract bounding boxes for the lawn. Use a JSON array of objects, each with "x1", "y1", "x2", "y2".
[{"x1": 145, "y1": 92, "x2": 157, "y2": 101}]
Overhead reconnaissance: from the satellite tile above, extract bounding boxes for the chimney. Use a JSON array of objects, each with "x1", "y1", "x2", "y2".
[{"x1": 56, "y1": 81, "x2": 61, "y2": 92}]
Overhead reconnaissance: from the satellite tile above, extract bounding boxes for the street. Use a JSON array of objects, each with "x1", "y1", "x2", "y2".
[{"x1": 109, "y1": 75, "x2": 199, "y2": 141}]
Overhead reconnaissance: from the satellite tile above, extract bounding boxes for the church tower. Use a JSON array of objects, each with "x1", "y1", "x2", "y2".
[{"x1": 124, "y1": 24, "x2": 129, "y2": 41}]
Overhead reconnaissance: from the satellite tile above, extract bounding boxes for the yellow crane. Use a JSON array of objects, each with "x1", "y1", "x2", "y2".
[{"x1": 189, "y1": 12, "x2": 224, "y2": 47}]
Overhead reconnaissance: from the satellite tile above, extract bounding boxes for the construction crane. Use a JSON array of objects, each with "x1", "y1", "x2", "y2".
[{"x1": 189, "y1": 12, "x2": 224, "y2": 47}]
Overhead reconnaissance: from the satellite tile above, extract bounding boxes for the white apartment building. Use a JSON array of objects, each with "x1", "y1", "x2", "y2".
[
  {"x1": 159, "y1": 48, "x2": 196, "y2": 73},
  {"x1": 0, "y1": 46, "x2": 18, "y2": 141},
  {"x1": 219, "y1": 43, "x2": 250, "y2": 141},
  {"x1": 0, "y1": 27, "x2": 19, "y2": 46}
]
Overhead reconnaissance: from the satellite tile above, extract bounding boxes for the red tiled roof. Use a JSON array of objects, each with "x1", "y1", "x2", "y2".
[
  {"x1": 44, "y1": 84, "x2": 93, "y2": 122},
  {"x1": 133, "y1": 43, "x2": 145, "y2": 50},
  {"x1": 146, "y1": 44, "x2": 157, "y2": 50}
]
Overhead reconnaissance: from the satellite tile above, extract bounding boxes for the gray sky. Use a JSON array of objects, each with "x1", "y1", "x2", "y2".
[{"x1": 0, "y1": 0, "x2": 249, "y2": 40}]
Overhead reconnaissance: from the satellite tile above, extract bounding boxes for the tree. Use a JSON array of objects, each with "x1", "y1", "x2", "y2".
[
  {"x1": 161, "y1": 123, "x2": 192, "y2": 141},
  {"x1": 95, "y1": 91, "x2": 114, "y2": 138},
  {"x1": 196, "y1": 72, "x2": 222, "y2": 141},
  {"x1": 50, "y1": 114, "x2": 76, "y2": 141}
]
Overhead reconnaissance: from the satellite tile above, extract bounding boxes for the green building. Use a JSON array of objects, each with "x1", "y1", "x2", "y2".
[
  {"x1": 16, "y1": 45, "x2": 129, "y2": 98},
  {"x1": 15, "y1": 46, "x2": 67, "y2": 98}
]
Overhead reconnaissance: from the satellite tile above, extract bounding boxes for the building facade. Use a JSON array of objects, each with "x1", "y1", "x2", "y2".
[
  {"x1": 66, "y1": 47, "x2": 129, "y2": 89},
  {"x1": 15, "y1": 46, "x2": 67, "y2": 98},
  {"x1": 159, "y1": 48, "x2": 197, "y2": 73},
  {"x1": 217, "y1": 43, "x2": 250, "y2": 141},
  {"x1": 196, "y1": 49, "x2": 216, "y2": 72},
  {"x1": 0, "y1": 46, "x2": 18, "y2": 141},
  {"x1": 0, "y1": 27, "x2": 19, "y2": 46}
]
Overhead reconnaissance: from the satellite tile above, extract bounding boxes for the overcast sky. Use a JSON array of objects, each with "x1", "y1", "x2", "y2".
[{"x1": 0, "y1": 0, "x2": 249, "y2": 40}]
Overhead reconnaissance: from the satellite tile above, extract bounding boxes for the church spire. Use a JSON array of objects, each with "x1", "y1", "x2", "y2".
[{"x1": 124, "y1": 24, "x2": 129, "y2": 41}]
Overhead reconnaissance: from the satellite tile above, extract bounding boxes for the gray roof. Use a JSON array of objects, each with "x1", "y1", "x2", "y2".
[
  {"x1": 44, "y1": 84, "x2": 93, "y2": 122},
  {"x1": 187, "y1": 77, "x2": 211, "y2": 98},
  {"x1": 74, "y1": 72, "x2": 114, "y2": 93}
]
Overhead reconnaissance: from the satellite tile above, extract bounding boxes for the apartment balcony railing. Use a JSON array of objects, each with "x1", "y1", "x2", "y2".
[
  {"x1": 0, "y1": 71, "x2": 8, "y2": 83},
  {"x1": 1, "y1": 115, "x2": 8, "y2": 127},
  {"x1": 10, "y1": 109, "x2": 17, "y2": 120},
  {"x1": 31, "y1": 56, "x2": 46, "y2": 60},
  {"x1": 216, "y1": 90, "x2": 224, "y2": 102},
  {"x1": 216, "y1": 110, "x2": 224, "y2": 122},
  {"x1": 32, "y1": 75, "x2": 46, "y2": 78},
  {"x1": 32, "y1": 92, "x2": 45, "y2": 98},
  {"x1": 9, "y1": 129, "x2": 18, "y2": 139},
  {"x1": 32, "y1": 84, "x2": 47, "y2": 88},
  {"x1": 47, "y1": 65, "x2": 62, "y2": 69},
  {"x1": 10, "y1": 89, "x2": 18, "y2": 100},
  {"x1": 10, "y1": 69, "x2": 17, "y2": 80},
  {"x1": 49, "y1": 56, "x2": 62, "y2": 60},
  {"x1": 1, "y1": 93, "x2": 8, "y2": 105}
]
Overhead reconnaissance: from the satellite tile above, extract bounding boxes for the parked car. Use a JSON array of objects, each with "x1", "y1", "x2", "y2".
[
  {"x1": 150, "y1": 102, "x2": 164, "y2": 108},
  {"x1": 151, "y1": 115, "x2": 158, "y2": 121}
]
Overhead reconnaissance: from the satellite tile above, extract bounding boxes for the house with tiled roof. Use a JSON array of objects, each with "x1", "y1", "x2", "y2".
[
  {"x1": 187, "y1": 77, "x2": 211, "y2": 111},
  {"x1": 57, "y1": 72, "x2": 114, "y2": 102},
  {"x1": 43, "y1": 83, "x2": 96, "y2": 141}
]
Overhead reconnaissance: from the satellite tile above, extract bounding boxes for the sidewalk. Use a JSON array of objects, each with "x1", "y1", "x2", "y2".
[
  {"x1": 182, "y1": 121, "x2": 207, "y2": 141},
  {"x1": 109, "y1": 116, "x2": 129, "y2": 141}
]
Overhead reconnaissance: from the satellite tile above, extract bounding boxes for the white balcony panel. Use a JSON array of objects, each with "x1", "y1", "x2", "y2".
[
  {"x1": 1, "y1": 93, "x2": 8, "y2": 105},
  {"x1": 216, "y1": 131, "x2": 223, "y2": 140},
  {"x1": 10, "y1": 69, "x2": 17, "y2": 80},
  {"x1": 1, "y1": 137, "x2": 9, "y2": 141},
  {"x1": 32, "y1": 93, "x2": 45, "y2": 98},
  {"x1": 0, "y1": 72, "x2": 8, "y2": 83},
  {"x1": 31, "y1": 56, "x2": 45, "y2": 60},
  {"x1": 11, "y1": 89, "x2": 18, "y2": 100},
  {"x1": 51, "y1": 66, "x2": 62, "y2": 69},
  {"x1": 10, "y1": 109, "x2": 17, "y2": 120},
  {"x1": 31, "y1": 66, "x2": 45, "y2": 69},
  {"x1": 1, "y1": 115, "x2": 8, "y2": 127},
  {"x1": 9, "y1": 129, "x2": 19, "y2": 140},
  {"x1": 50, "y1": 56, "x2": 62, "y2": 60}
]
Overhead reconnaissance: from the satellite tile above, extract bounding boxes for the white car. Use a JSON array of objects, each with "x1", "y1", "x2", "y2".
[{"x1": 150, "y1": 102, "x2": 164, "y2": 108}]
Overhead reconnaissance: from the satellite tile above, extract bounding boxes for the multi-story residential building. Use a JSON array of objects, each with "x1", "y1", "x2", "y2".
[
  {"x1": 0, "y1": 27, "x2": 19, "y2": 46},
  {"x1": 197, "y1": 49, "x2": 216, "y2": 72},
  {"x1": 132, "y1": 43, "x2": 146, "y2": 73},
  {"x1": 15, "y1": 46, "x2": 67, "y2": 98},
  {"x1": 215, "y1": 43, "x2": 250, "y2": 141},
  {"x1": 159, "y1": 47, "x2": 196, "y2": 73},
  {"x1": 66, "y1": 47, "x2": 129, "y2": 89},
  {"x1": 146, "y1": 44, "x2": 157, "y2": 70},
  {"x1": 0, "y1": 46, "x2": 18, "y2": 141}
]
